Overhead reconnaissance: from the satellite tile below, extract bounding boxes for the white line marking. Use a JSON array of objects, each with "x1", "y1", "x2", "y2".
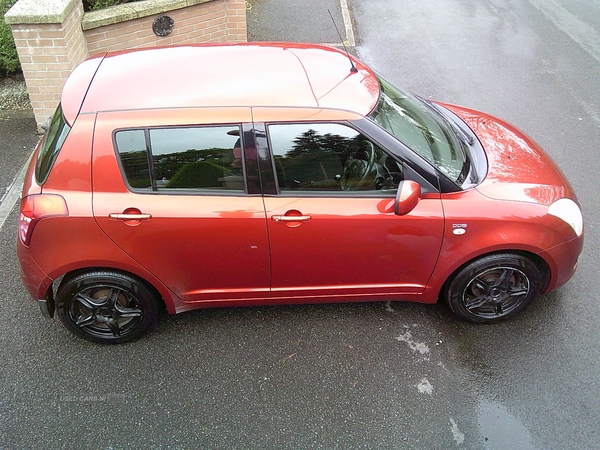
[
  {"x1": 340, "y1": 0, "x2": 356, "y2": 46},
  {"x1": 528, "y1": 0, "x2": 600, "y2": 64},
  {"x1": 0, "y1": 154, "x2": 31, "y2": 231}
]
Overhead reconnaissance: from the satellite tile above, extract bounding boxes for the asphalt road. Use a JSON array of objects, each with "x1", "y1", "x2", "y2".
[
  {"x1": 353, "y1": 1, "x2": 600, "y2": 448},
  {"x1": 1, "y1": 1, "x2": 599, "y2": 449}
]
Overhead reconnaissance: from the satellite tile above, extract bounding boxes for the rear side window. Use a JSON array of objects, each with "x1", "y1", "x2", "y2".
[
  {"x1": 35, "y1": 105, "x2": 71, "y2": 184},
  {"x1": 115, "y1": 125, "x2": 244, "y2": 193}
]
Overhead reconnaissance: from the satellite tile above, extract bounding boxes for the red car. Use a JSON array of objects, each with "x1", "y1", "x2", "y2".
[{"x1": 17, "y1": 43, "x2": 583, "y2": 343}]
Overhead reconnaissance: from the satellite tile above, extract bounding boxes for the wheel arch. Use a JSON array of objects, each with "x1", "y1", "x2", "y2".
[
  {"x1": 439, "y1": 250, "x2": 550, "y2": 301},
  {"x1": 441, "y1": 251, "x2": 547, "y2": 322},
  {"x1": 416, "y1": 247, "x2": 551, "y2": 304}
]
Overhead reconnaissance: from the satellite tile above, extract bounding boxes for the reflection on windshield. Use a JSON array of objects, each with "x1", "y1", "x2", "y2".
[{"x1": 369, "y1": 76, "x2": 468, "y2": 185}]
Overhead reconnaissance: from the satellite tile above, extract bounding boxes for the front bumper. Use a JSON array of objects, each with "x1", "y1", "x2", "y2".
[{"x1": 538, "y1": 233, "x2": 584, "y2": 293}]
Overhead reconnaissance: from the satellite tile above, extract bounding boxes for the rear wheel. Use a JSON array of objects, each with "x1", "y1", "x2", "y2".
[
  {"x1": 444, "y1": 253, "x2": 542, "y2": 323},
  {"x1": 56, "y1": 271, "x2": 160, "y2": 344}
]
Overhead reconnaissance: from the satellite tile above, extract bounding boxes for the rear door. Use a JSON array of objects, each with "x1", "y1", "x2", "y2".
[
  {"x1": 260, "y1": 121, "x2": 445, "y2": 301},
  {"x1": 91, "y1": 110, "x2": 271, "y2": 304}
]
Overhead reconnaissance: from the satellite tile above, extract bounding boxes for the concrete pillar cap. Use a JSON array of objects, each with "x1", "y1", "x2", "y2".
[{"x1": 4, "y1": 0, "x2": 80, "y2": 25}]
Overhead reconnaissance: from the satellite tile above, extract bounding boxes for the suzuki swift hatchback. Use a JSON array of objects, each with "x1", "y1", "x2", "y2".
[{"x1": 17, "y1": 43, "x2": 583, "y2": 343}]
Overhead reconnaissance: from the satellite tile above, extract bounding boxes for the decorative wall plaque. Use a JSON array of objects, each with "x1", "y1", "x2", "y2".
[{"x1": 152, "y1": 15, "x2": 174, "y2": 37}]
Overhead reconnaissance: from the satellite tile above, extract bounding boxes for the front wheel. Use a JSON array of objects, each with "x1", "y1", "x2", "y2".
[
  {"x1": 56, "y1": 271, "x2": 160, "y2": 344},
  {"x1": 444, "y1": 253, "x2": 543, "y2": 323}
]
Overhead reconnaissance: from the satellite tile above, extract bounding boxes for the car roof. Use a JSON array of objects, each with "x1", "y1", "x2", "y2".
[{"x1": 61, "y1": 43, "x2": 381, "y2": 125}]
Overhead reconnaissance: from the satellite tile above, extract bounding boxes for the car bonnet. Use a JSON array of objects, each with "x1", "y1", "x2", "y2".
[{"x1": 445, "y1": 104, "x2": 577, "y2": 206}]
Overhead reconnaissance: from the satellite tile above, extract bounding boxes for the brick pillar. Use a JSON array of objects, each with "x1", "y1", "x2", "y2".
[
  {"x1": 5, "y1": 0, "x2": 89, "y2": 130},
  {"x1": 226, "y1": 0, "x2": 247, "y2": 43}
]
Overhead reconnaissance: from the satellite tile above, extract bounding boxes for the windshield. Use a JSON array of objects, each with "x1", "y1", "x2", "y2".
[{"x1": 369, "y1": 76, "x2": 469, "y2": 185}]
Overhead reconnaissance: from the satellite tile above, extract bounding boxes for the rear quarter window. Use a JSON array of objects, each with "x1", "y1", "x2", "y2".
[
  {"x1": 114, "y1": 130, "x2": 151, "y2": 189},
  {"x1": 35, "y1": 105, "x2": 71, "y2": 185}
]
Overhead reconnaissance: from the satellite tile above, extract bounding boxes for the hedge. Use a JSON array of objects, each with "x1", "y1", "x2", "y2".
[
  {"x1": 83, "y1": 1, "x2": 138, "y2": 12},
  {"x1": 0, "y1": 0, "x2": 19, "y2": 75}
]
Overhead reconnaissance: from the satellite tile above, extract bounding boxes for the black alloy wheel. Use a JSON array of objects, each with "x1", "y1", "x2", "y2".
[
  {"x1": 445, "y1": 253, "x2": 543, "y2": 323},
  {"x1": 56, "y1": 271, "x2": 160, "y2": 344}
]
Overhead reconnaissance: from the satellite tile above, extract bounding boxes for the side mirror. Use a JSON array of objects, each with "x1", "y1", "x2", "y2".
[{"x1": 394, "y1": 180, "x2": 421, "y2": 216}]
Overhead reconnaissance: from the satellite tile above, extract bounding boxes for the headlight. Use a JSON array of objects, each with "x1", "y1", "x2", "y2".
[{"x1": 548, "y1": 198, "x2": 583, "y2": 237}]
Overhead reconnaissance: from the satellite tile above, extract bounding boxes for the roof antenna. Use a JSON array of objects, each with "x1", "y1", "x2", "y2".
[{"x1": 328, "y1": 9, "x2": 358, "y2": 73}]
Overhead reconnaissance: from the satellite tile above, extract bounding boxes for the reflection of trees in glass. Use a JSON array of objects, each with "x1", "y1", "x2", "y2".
[
  {"x1": 278, "y1": 130, "x2": 363, "y2": 189},
  {"x1": 119, "y1": 150, "x2": 150, "y2": 188},
  {"x1": 285, "y1": 130, "x2": 357, "y2": 159},
  {"x1": 153, "y1": 147, "x2": 233, "y2": 180},
  {"x1": 166, "y1": 161, "x2": 225, "y2": 188},
  {"x1": 119, "y1": 147, "x2": 234, "y2": 189}
]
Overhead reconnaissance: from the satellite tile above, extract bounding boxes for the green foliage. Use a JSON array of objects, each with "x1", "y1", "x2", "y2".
[
  {"x1": 0, "y1": 0, "x2": 20, "y2": 75},
  {"x1": 83, "y1": 0, "x2": 138, "y2": 12}
]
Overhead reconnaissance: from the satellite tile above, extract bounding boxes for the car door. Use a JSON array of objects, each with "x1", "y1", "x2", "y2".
[
  {"x1": 261, "y1": 121, "x2": 445, "y2": 302},
  {"x1": 91, "y1": 110, "x2": 271, "y2": 305}
]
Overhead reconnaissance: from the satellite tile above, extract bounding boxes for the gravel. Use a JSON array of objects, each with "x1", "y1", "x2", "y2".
[{"x1": 0, "y1": 74, "x2": 32, "y2": 110}]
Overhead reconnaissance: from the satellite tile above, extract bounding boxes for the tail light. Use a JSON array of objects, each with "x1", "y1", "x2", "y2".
[{"x1": 19, "y1": 194, "x2": 69, "y2": 246}]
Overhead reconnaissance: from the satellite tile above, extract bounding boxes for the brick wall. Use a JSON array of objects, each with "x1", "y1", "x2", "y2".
[
  {"x1": 5, "y1": 0, "x2": 247, "y2": 129},
  {"x1": 85, "y1": 0, "x2": 247, "y2": 55}
]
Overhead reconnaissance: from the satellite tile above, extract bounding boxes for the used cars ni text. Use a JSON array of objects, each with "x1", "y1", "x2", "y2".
[{"x1": 17, "y1": 43, "x2": 583, "y2": 343}]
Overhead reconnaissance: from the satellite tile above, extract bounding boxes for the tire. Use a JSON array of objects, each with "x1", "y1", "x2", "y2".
[
  {"x1": 444, "y1": 253, "x2": 543, "y2": 323},
  {"x1": 56, "y1": 271, "x2": 160, "y2": 344}
]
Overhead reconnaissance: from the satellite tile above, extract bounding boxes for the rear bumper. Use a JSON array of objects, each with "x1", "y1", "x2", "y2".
[{"x1": 17, "y1": 239, "x2": 54, "y2": 307}]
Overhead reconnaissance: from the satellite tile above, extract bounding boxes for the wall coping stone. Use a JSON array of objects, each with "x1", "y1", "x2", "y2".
[
  {"x1": 81, "y1": 0, "x2": 214, "y2": 31},
  {"x1": 4, "y1": 0, "x2": 80, "y2": 24}
]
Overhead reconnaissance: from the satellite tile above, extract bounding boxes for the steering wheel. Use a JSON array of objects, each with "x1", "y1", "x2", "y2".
[{"x1": 341, "y1": 141, "x2": 377, "y2": 190}]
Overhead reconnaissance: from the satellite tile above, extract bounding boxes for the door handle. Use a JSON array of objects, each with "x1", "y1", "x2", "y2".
[
  {"x1": 109, "y1": 213, "x2": 152, "y2": 221},
  {"x1": 271, "y1": 215, "x2": 311, "y2": 222}
]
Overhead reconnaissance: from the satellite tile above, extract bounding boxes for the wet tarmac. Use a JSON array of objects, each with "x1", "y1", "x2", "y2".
[{"x1": 0, "y1": 1, "x2": 599, "y2": 448}]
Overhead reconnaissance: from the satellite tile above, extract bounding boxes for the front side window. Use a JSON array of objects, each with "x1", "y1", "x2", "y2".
[
  {"x1": 115, "y1": 125, "x2": 244, "y2": 192},
  {"x1": 35, "y1": 105, "x2": 71, "y2": 184},
  {"x1": 268, "y1": 123, "x2": 403, "y2": 193}
]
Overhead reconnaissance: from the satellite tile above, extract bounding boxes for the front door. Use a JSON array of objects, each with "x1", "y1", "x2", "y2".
[{"x1": 262, "y1": 122, "x2": 444, "y2": 301}]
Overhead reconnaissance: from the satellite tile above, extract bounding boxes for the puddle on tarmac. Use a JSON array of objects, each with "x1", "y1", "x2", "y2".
[{"x1": 478, "y1": 399, "x2": 536, "y2": 449}]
